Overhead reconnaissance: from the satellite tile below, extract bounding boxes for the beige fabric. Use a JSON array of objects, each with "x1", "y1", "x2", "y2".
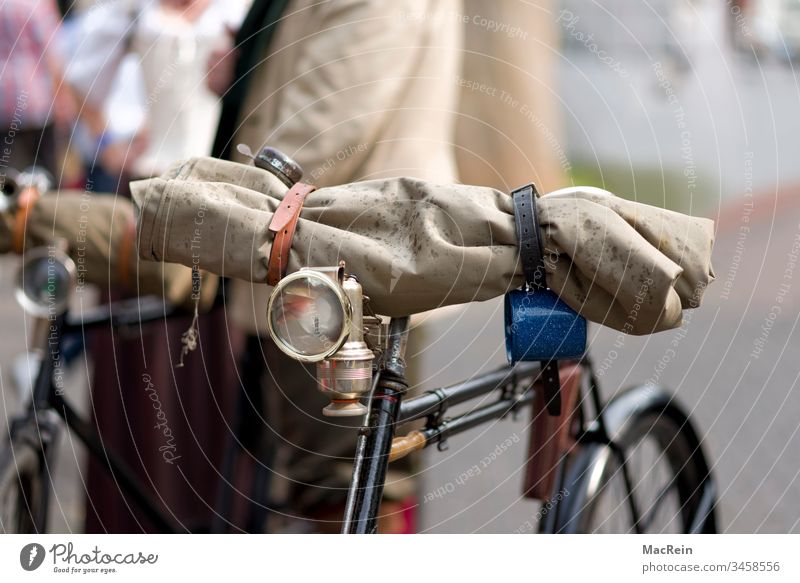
[
  {"x1": 227, "y1": 0, "x2": 463, "y2": 334},
  {"x1": 0, "y1": 192, "x2": 216, "y2": 309},
  {"x1": 455, "y1": 0, "x2": 567, "y2": 193},
  {"x1": 133, "y1": 157, "x2": 715, "y2": 335}
]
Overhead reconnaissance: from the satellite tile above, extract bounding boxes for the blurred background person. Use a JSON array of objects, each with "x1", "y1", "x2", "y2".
[
  {"x1": 206, "y1": 0, "x2": 466, "y2": 533},
  {"x1": 71, "y1": 0, "x2": 563, "y2": 533},
  {"x1": 61, "y1": 0, "x2": 250, "y2": 533},
  {"x1": 0, "y1": 0, "x2": 73, "y2": 177},
  {"x1": 64, "y1": 0, "x2": 249, "y2": 192}
]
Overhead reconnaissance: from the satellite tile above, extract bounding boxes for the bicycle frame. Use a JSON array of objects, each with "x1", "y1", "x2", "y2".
[
  {"x1": 21, "y1": 298, "x2": 182, "y2": 533},
  {"x1": 338, "y1": 316, "x2": 717, "y2": 535},
  {"x1": 15, "y1": 309, "x2": 633, "y2": 535},
  {"x1": 342, "y1": 317, "x2": 544, "y2": 534},
  {"x1": 16, "y1": 294, "x2": 284, "y2": 534}
]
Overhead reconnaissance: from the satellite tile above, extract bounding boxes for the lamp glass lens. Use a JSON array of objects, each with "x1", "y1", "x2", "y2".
[{"x1": 269, "y1": 275, "x2": 346, "y2": 358}]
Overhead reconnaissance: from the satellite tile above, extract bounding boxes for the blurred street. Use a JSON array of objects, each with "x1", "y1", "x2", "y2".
[{"x1": 560, "y1": 0, "x2": 800, "y2": 206}]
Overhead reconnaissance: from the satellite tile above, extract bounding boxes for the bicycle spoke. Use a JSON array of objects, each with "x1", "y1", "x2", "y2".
[
  {"x1": 638, "y1": 473, "x2": 680, "y2": 532},
  {"x1": 592, "y1": 471, "x2": 633, "y2": 533},
  {"x1": 584, "y1": 433, "x2": 685, "y2": 534},
  {"x1": 631, "y1": 438, "x2": 682, "y2": 533}
]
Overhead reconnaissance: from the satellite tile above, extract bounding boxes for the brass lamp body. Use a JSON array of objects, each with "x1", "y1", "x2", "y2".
[{"x1": 316, "y1": 276, "x2": 374, "y2": 417}]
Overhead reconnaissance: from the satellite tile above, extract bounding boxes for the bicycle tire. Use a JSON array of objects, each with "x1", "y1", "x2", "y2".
[
  {"x1": 0, "y1": 440, "x2": 47, "y2": 533},
  {"x1": 542, "y1": 385, "x2": 717, "y2": 534}
]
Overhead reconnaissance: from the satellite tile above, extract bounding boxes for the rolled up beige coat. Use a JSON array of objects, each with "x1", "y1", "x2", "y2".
[
  {"x1": 133, "y1": 157, "x2": 715, "y2": 334},
  {"x1": 0, "y1": 192, "x2": 216, "y2": 309}
]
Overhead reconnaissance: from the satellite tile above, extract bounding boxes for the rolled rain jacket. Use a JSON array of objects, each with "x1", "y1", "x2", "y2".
[
  {"x1": 132, "y1": 157, "x2": 715, "y2": 334},
  {"x1": 0, "y1": 192, "x2": 217, "y2": 309}
]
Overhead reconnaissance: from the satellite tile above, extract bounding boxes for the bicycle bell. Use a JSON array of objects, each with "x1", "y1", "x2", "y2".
[
  {"x1": 1, "y1": 166, "x2": 54, "y2": 213},
  {"x1": 236, "y1": 144, "x2": 303, "y2": 188},
  {"x1": 15, "y1": 239, "x2": 76, "y2": 319},
  {"x1": 266, "y1": 264, "x2": 375, "y2": 417},
  {"x1": 0, "y1": 168, "x2": 20, "y2": 213},
  {"x1": 17, "y1": 165, "x2": 54, "y2": 194}
]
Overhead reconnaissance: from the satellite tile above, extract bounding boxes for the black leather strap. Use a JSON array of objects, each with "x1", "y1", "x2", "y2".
[
  {"x1": 512, "y1": 183, "x2": 546, "y2": 290},
  {"x1": 512, "y1": 183, "x2": 561, "y2": 416}
]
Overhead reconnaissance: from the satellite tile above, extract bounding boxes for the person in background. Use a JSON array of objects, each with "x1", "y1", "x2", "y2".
[
  {"x1": 205, "y1": 0, "x2": 463, "y2": 533},
  {"x1": 62, "y1": 0, "x2": 250, "y2": 533},
  {"x1": 0, "y1": 0, "x2": 73, "y2": 177},
  {"x1": 206, "y1": 0, "x2": 568, "y2": 533},
  {"x1": 65, "y1": 0, "x2": 249, "y2": 191}
]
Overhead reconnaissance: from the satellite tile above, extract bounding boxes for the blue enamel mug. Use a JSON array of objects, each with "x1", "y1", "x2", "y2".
[{"x1": 504, "y1": 288, "x2": 587, "y2": 363}]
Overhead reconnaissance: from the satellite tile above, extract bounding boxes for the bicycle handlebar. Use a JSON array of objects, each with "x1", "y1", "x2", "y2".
[{"x1": 63, "y1": 295, "x2": 177, "y2": 331}]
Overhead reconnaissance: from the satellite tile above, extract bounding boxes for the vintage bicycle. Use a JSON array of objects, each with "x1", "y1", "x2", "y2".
[
  {"x1": 263, "y1": 271, "x2": 718, "y2": 534},
  {"x1": 0, "y1": 155, "x2": 718, "y2": 534}
]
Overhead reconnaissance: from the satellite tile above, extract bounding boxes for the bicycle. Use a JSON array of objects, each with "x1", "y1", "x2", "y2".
[
  {"x1": 0, "y1": 246, "x2": 285, "y2": 534},
  {"x1": 0, "y1": 166, "x2": 286, "y2": 534},
  {"x1": 0, "y1": 254, "x2": 180, "y2": 533},
  {"x1": 273, "y1": 312, "x2": 718, "y2": 534},
  {"x1": 253, "y1": 149, "x2": 720, "y2": 534},
  {"x1": 0, "y1": 156, "x2": 719, "y2": 535}
]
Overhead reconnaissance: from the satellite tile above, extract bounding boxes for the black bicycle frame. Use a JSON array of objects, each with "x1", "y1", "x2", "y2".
[
  {"x1": 341, "y1": 317, "x2": 544, "y2": 534},
  {"x1": 23, "y1": 306, "x2": 614, "y2": 535},
  {"x1": 29, "y1": 295, "x2": 298, "y2": 534},
  {"x1": 339, "y1": 316, "x2": 708, "y2": 535},
  {"x1": 26, "y1": 300, "x2": 183, "y2": 533}
]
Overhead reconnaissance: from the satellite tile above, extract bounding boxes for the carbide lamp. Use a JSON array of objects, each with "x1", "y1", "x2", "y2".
[
  {"x1": 267, "y1": 265, "x2": 375, "y2": 417},
  {"x1": 15, "y1": 242, "x2": 76, "y2": 319}
]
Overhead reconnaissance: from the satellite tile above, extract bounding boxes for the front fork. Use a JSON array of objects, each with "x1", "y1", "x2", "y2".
[
  {"x1": 341, "y1": 317, "x2": 410, "y2": 534},
  {"x1": 11, "y1": 314, "x2": 67, "y2": 532}
]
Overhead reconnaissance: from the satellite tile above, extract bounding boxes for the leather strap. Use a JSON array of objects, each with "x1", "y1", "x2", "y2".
[
  {"x1": 512, "y1": 183, "x2": 561, "y2": 416},
  {"x1": 12, "y1": 187, "x2": 40, "y2": 254},
  {"x1": 523, "y1": 362, "x2": 580, "y2": 500},
  {"x1": 540, "y1": 360, "x2": 562, "y2": 416},
  {"x1": 511, "y1": 183, "x2": 546, "y2": 290},
  {"x1": 118, "y1": 212, "x2": 137, "y2": 290},
  {"x1": 267, "y1": 182, "x2": 316, "y2": 285}
]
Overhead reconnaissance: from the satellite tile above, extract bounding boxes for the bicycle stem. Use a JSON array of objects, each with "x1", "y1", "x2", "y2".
[{"x1": 341, "y1": 316, "x2": 410, "y2": 534}]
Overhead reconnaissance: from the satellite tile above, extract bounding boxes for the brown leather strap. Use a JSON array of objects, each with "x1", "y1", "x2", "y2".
[
  {"x1": 523, "y1": 362, "x2": 581, "y2": 500},
  {"x1": 267, "y1": 182, "x2": 316, "y2": 285},
  {"x1": 118, "y1": 212, "x2": 137, "y2": 290},
  {"x1": 12, "y1": 187, "x2": 40, "y2": 254}
]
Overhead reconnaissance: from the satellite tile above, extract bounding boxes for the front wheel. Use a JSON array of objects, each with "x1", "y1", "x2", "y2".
[
  {"x1": 0, "y1": 439, "x2": 48, "y2": 533},
  {"x1": 542, "y1": 386, "x2": 717, "y2": 534}
]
